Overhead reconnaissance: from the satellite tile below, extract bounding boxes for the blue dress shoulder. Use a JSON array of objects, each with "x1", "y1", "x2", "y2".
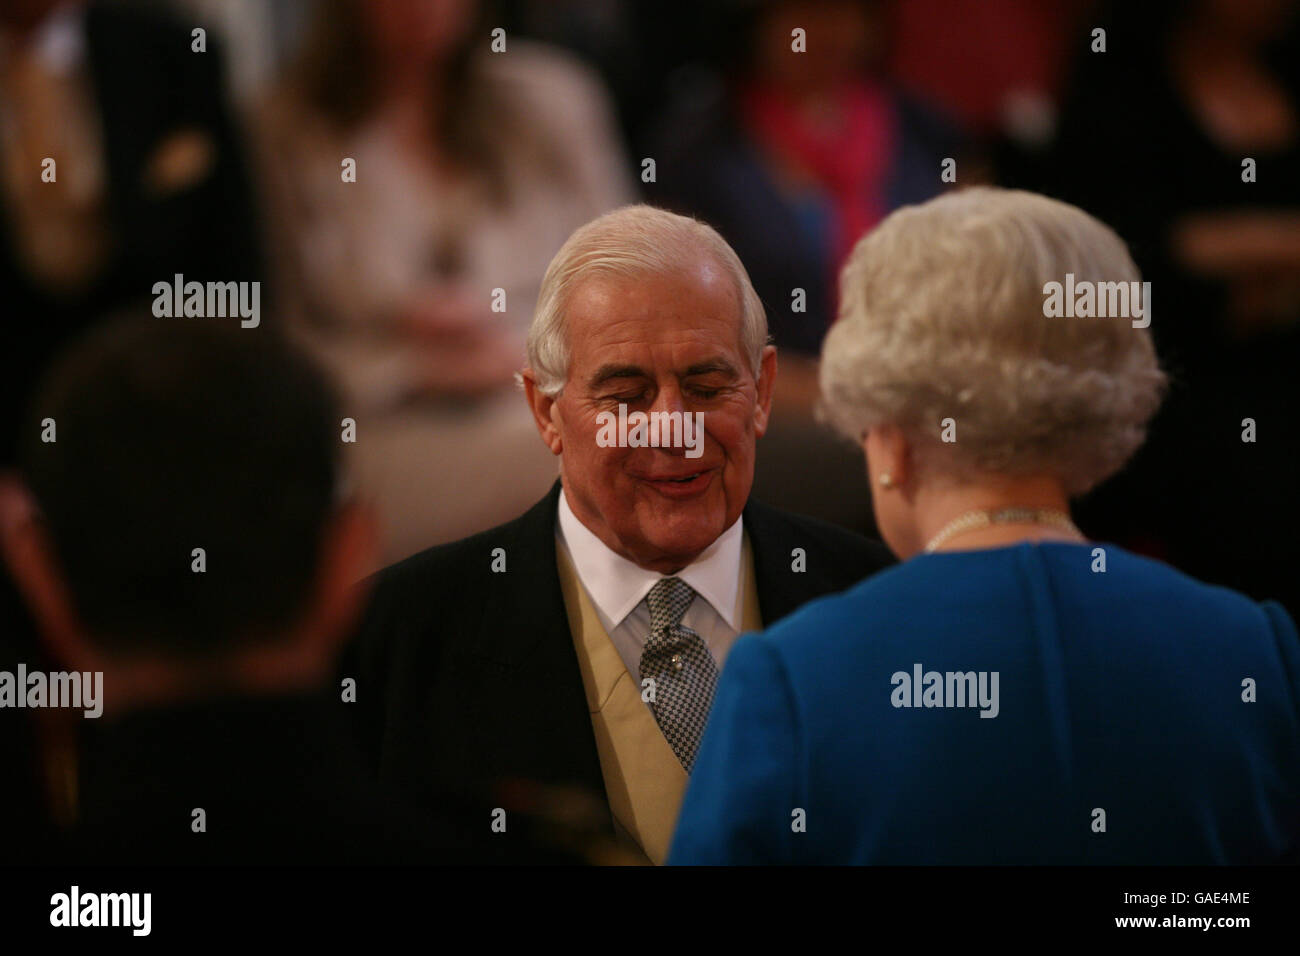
[{"x1": 669, "y1": 542, "x2": 1300, "y2": 864}]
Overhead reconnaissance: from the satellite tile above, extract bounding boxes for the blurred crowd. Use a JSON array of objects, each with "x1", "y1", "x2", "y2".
[{"x1": 2, "y1": 0, "x2": 1297, "y2": 598}]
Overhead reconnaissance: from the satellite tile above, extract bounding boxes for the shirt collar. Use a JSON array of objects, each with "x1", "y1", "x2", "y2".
[{"x1": 556, "y1": 487, "x2": 744, "y2": 631}]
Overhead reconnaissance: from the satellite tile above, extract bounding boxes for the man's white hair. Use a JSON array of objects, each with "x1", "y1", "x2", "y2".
[
  {"x1": 820, "y1": 186, "x2": 1167, "y2": 496},
  {"x1": 526, "y1": 205, "x2": 768, "y2": 396}
]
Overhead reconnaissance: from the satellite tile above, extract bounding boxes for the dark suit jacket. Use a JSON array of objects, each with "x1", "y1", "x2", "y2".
[
  {"x1": 0, "y1": 574, "x2": 52, "y2": 866},
  {"x1": 68, "y1": 689, "x2": 572, "y2": 865},
  {"x1": 0, "y1": 0, "x2": 265, "y2": 464},
  {"x1": 346, "y1": 482, "x2": 894, "y2": 824}
]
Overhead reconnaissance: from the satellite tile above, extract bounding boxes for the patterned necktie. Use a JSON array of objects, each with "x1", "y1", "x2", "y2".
[{"x1": 639, "y1": 577, "x2": 719, "y2": 772}]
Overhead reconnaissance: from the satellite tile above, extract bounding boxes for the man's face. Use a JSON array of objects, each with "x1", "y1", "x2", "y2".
[{"x1": 528, "y1": 261, "x2": 776, "y2": 574}]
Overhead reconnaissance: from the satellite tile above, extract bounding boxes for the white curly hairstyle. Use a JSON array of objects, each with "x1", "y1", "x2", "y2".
[
  {"x1": 819, "y1": 187, "x2": 1167, "y2": 496},
  {"x1": 525, "y1": 205, "x2": 768, "y2": 396}
]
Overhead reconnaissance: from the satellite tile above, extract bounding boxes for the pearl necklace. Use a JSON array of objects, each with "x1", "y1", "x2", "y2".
[{"x1": 923, "y1": 508, "x2": 1082, "y2": 554}]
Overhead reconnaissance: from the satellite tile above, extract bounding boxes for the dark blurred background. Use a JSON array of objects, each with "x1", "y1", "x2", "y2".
[{"x1": 3, "y1": 0, "x2": 1297, "y2": 614}]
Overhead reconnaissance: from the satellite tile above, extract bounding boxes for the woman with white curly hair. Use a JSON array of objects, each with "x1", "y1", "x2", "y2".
[{"x1": 671, "y1": 187, "x2": 1300, "y2": 865}]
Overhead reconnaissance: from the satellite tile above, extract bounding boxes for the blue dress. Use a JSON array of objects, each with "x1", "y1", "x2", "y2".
[{"x1": 669, "y1": 542, "x2": 1300, "y2": 864}]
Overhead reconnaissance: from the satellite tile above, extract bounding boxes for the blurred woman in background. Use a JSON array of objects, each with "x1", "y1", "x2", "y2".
[
  {"x1": 670, "y1": 187, "x2": 1300, "y2": 864},
  {"x1": 646, "y1": 0, "x2": 969, "y2": 535},
  {"x1": 1047, "y1": 0, "x2": 1300, "y2": 618},
  {"x1": 650, "y1": 0, "x2": 967, "y2": 357},
  {"x1": 256, "y1": 0, "x2": 632, "y2": 565}
]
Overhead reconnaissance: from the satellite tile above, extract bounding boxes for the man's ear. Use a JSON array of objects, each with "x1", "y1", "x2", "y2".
[
  {"x1": 0, "y1": 475, "x2": 101, "y2": 673},
  {"x1": 295, "y1": 499, "x2": 377, "y2": 659},
  {"x1": 521, "y1": 368, "x2": 564, "y2": 455},
  {"x1": 752, "y1": 345, "x2": 778, "y2": 437},
  {"x1": 237, "y1": 499, "x2": 380, "y2": 693}
]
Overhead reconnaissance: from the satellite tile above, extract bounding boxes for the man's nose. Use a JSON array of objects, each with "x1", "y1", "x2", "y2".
[
  {"x1": 646, "y1": 384, "x2": 704, "y2": 458},
  {"x1": 649, "y1": 383, "x2": 687, "y2": 416}
]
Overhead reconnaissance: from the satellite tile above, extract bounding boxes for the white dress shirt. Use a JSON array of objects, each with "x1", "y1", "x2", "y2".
[{"x1": 556, "y1": 489, "x2": 746, "y2": 687}]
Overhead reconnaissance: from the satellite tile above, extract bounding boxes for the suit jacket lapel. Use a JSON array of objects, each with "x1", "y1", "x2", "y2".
[
  {"x1": 744, "y1": 498, "x2": 846, "y2": 625},
  {"x1": 435, "y1": 489, "x2": 869, "y2": 814},
  {"x1": 446, "y1": 482, "x2": 610, "y2": 804}
]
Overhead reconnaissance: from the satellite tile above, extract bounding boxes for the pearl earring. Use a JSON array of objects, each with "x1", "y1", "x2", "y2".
[{"x1": 879, "y1": 472, "x2": 894, "y2": 488}]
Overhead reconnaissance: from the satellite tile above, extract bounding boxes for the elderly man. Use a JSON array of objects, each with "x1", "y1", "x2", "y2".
[{"x1": 348, "y1": 205, "x2": 893, "y2": 863}]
